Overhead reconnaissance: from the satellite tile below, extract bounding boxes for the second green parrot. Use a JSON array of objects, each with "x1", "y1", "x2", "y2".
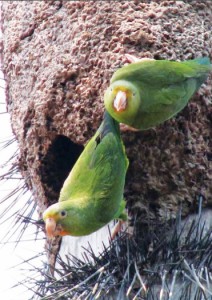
[
  {"x1": 104, "y1": 55, "x2": 211, "y2": 130},
  {"x1": 43, "y1": 112, "x2": 128, "y2": 238}
]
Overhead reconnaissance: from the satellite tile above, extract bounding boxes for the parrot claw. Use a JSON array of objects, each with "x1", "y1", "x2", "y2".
[
  {"x1": 125, "y1": 53, "x2": 155, "y2": 63},
  {"x1": 120, "y1": 123, "x2": 140, "y2": 132},
  {"x1": 111, "y1": 220, "x2": 125, "y2": 240},
  {"x1": 111, "y1": 220, "x2": 134, "y2": 240}
]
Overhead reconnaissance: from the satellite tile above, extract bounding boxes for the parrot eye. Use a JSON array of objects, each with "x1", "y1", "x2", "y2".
[{"x1": 60, "y1": 210, "x2": 67, "y2": 218}]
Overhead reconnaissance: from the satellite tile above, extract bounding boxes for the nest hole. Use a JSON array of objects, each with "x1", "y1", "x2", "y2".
[{"x1": 39, "y1": 135, "x2": 84, "y2": 204}]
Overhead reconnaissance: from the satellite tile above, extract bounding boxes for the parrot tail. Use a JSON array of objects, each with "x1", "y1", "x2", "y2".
[
  {"x1": 193, "y1": 57, "x2": 211, "y2": 66},
  {"x1": 188, "y1": 57, "x2": 212, "y2": 89}
]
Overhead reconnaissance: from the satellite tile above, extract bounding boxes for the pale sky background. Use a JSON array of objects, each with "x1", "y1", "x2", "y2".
[{"x1": 0, "y1": 55, "x2": 45, "y2": 300}]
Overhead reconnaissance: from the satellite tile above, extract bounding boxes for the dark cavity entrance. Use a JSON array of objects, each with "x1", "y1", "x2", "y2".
[{"x1": 39, "y1": 135, "x2": 84, "y2": 204}]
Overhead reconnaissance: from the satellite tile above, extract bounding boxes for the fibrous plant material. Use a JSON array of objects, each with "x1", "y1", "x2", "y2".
[{"x1": 0, "y1": 135, "x2": 39, "y2": 246}]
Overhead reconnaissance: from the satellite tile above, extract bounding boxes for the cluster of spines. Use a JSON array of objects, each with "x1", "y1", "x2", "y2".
[{"x1": 19, "y1": 203, "x2": 212, "y2": 300}]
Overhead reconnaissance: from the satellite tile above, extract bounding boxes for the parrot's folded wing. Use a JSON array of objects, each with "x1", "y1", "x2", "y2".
[
  {"x1": 111, "y1": 60, "x2": 211, "y2": 87},
  {"x1": 146, "y1": 79, "x2": 197, "y2": 111},
  {"x1": 59, "y1": 135, "x2": 116, "y2": 202},
  {"x1": 59, "y1": 112, "x2": 128, "y2": 203}
]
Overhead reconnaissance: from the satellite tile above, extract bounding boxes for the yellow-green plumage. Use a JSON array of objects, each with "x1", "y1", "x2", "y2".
[
  {"x1": 43, "y1": 112, "x2": 128, "y2": 237},
  {"x1": 104, "y1": 57, "x2": 212, "y2": 130}
]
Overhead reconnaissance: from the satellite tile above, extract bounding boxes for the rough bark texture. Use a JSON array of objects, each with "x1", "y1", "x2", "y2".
[{"x1": 1, "y1": 0, "x2": 212, "y2": 266}]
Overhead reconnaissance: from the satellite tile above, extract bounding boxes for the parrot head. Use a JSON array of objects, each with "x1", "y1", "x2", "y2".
[
  {"x1": 43, "y1": 202, "x2": 70, "y2": 239},
  {"x1": 104, "y1": 80, "x2": 140, "y2": 126}
]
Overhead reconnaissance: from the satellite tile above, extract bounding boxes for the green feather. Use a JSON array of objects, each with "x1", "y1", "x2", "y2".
[
  {"x1": 43, "y1": 112, "x2": 128, "y2": 236},
  {"x1": 104, "y1": 58, "x2": 211, "y2": 130}
]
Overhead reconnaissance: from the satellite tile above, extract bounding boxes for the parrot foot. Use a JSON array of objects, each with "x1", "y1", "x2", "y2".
[
  {"x1": 111, "y1": 220, "x2": 126, "y2": 240},
  {"x1": 125, "y1": 53, "x2": 155, "y2": 63},
  {"x1": 111, "y1": 220, "x2": 134, "y2": 240},
  {"x1": 120, "y1": 123, "x2": 140, "y2": 132}
]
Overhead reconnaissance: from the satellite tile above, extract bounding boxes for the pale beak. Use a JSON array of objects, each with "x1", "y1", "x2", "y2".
[
  {"x1": 45, "y1": 217, "x2": 56, "y2": 239},
  {"x1": 113, "y1": 91, "x2": 127, "y2": 112}
]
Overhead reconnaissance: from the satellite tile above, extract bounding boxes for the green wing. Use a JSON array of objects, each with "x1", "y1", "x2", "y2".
[
  {"x1": 130, "y1": 78, "x2": 197, "y2": 129},
  {"x1": 59, "y1": 112, "x2": 128, "y2": 205},
  {"x1": 140, "y1": 77, "x2": 197, "y2": 110},
  {"x1": 111, "y1": 59, "x2": 211, "y2": 88}
]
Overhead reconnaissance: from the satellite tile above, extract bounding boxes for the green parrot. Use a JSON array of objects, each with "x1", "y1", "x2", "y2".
[
  {"x1": 104, "y1": 55, "x2": 212, "y2": 130},
  {"x1": 43, "y1": 111, "x2": 128, "y2": 239}
]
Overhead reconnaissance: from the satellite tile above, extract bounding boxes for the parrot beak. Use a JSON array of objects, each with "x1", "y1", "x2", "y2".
[
  {"x1": 113, "y1": 91, "x2": 127, "y2": 112},
  {"x1": 45, "y1": 217, "x2": 57, "y2": 239}
]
